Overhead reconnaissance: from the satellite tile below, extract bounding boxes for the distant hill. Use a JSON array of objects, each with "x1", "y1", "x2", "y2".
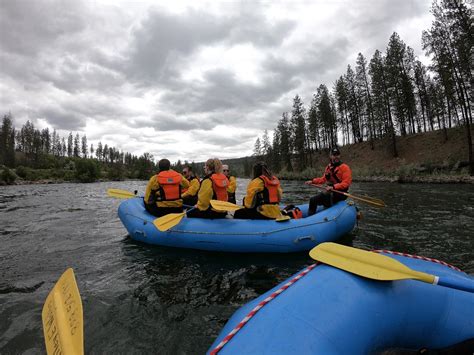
[{"x1": 222, "y1": 126, "x2": 472, "y2": 182}]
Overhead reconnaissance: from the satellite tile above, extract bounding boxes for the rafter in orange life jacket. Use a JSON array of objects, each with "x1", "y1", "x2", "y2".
[
  {"x1": 156, "y1": 170, "x2": 182, "y2": 201},
  {"x1": 203, "y1": 173, "x2": 229, "y2": 201},
  {"x1": 324, "y1": 161, "x2": 349, "y2": 192},
  {"x1": 256, "y1": 175, "x2": 281, "y2": 205}
]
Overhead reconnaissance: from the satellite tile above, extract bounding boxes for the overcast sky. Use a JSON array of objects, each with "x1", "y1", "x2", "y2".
[{"x1": 0, "y1": 0, "x2": 433, "y2": 162}]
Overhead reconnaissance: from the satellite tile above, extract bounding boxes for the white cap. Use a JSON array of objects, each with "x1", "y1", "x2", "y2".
[{"x1": 222, "y1": 164, "x2": 229, "y2": 170}]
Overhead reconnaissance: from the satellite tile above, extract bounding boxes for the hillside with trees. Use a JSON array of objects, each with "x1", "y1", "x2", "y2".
[{"x1": 253, "y1": 0, "x2": 472, "y2": 177}]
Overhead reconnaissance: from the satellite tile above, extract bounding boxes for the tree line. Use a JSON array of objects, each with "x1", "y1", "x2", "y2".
[
  {"x1": 254, "y1": 0, "x2": 472, "y2": 175},
  {"x1": 0, "y1": 113, "x2": 156, "y2": 182}
]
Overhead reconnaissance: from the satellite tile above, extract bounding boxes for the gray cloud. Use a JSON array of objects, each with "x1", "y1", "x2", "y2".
[
  {"x1": 37, "y1": 107, "x2": 87, "y2": 131},
  {"x1": 0, "y1": 0, "x2": 432, "y2": 161},
  {"x1": 122, "y1": 6, "x2": 296, "y2": 86},
  {"x1": 0, "y1": 0, "x2": 86, "y2": 57}
]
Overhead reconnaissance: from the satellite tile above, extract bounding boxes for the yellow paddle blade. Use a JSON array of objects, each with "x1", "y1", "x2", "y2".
[
  {"x1": 153, "y1": 212, "x2": 186, "y2": 232},
  {"x1": 107, "y1": 189, "x2": 136, "y2": 199},
  {"x1": 309, "y1": 243, "x2": 434, "y2": 283},
  {"x1": 42, "y1": 268, "x2": 83, "y2": 355},
  {"x1": 275, "y1": 215, "x2": 291, "y2": 222},
  {"x1": 258, "y1": 204, "x2": 284, "y2": 219},
  {"x1": 210, "y1": 200, "x2": 243, "y2": 212}
]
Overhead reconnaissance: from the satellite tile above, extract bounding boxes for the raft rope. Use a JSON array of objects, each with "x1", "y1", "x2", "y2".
[
  {"x1": 209, "y1": 263, "x2": 319, "y2": 355},
  {"x1": 373, "y1": 250, "x2": 462, "y2": 272},
  {"x1": 209, "y1": 250, "x2": 465, "y2": 354}
]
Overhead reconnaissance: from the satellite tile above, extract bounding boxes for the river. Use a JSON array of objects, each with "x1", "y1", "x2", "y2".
[{"x1": 0, "y1": 181, "x2": 473, "y2": 353}]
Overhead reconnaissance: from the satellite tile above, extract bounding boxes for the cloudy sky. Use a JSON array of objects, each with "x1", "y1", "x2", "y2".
[{"x1": 0, "y1": 0, "x2": 433, "y2": 162}]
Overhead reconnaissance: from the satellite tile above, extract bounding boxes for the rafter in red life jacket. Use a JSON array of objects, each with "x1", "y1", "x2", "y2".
[
  {"x1": 156, "y1": 170, "x2": 182, "y2": 201},
  {"x1": 257, "y1": 175, "x2": 280, "y2": 205}
]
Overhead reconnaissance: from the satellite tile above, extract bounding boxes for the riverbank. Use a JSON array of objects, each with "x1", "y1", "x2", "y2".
[
  {"x1": 271, "y1": 126, "x2": 474, "y2": 184},
  {"x1": 2, "y1": 126, "x2": 472, "y2": 185}
]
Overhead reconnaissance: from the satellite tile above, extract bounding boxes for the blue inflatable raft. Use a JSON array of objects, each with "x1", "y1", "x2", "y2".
[
  {"x1": 117, "y1": 198, "x2": 357, "y2": 253},
  {"x1": 209, "y1": 251, "x2": 474, "y2": 354}
]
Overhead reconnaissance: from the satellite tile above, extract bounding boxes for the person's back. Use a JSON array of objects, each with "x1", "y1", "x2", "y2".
[
  {"x1": 234, "y1": 162, "x2": 282, "y2": 220},
  {"x1": 187, "y1": 158, "x2": 228, "y2": 219},
  {"x1": 144, "y1": 159, "x2": 190, "y2": 217}
]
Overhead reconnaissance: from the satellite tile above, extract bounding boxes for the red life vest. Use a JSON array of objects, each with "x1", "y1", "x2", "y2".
[
  {"x1": 209, "y1": 173, "x2": 228, "y2": 201},
  {"x1": 156, "y1": 170, "x2": 182, "y2": 201},
  {"x1": 324, "y1": 162, "x2": 349, "y2": 192},
  {"x1": 257, "y1": 175, "x2": 280, "y2": 205}
]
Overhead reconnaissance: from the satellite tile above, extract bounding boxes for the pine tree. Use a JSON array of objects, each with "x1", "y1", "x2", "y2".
[
  {"x1": 261, "y1": 130, "x2": 271, "y2": 157},
  {"x1": 369, "y1": 49, "x2": 398, "y2": 157},
  {"x1": 81, "y1": 135, "x2": 88, "y2": 158},
  {"x1": 277, "y1": 112, "x2": 292, "y2": 171},
  {"x1": 73, "y1": 133, "x2": 80, "y2": 157},
  {"x1": 67, "y1": 133, "x2": 73, "y2": 157},
  {"x1": 253, "y1": 137, "x2": 262, "y2": 157},
  {"x1": 356, "y1": 53, "x2": 376, "y2": 147},
  {"x1": 0, "y1": 114, "x2": 15, "y2": 167},
  {"x1": 290, "y1": 95, "x2": 307, "y2": 169},
  {"x1": 96, "y1": 142, "x2": 103, "y2": 161}
]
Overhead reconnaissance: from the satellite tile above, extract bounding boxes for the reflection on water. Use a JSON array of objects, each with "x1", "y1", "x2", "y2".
[{"x1": 0, "y1": 181, "x2": 473, "y2": 353}]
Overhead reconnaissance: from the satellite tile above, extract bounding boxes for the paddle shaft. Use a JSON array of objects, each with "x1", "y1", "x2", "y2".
[{"x1": 311, "y1": 184, "x2": 385, "y2": 207}]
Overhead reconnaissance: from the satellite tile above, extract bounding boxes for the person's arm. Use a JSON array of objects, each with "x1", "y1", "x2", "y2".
[
  {"x1": 334, "y1": 164, "x2": 352, "y2": 191},
  {"x1": 144, "y1": 175, "x2": 159, "y2": 205},
  {"x1": 243, "y1": 179, "x2": 264, "y2": 208},
  {"x1": 197, "y1": 179, "x2": 213, "y2": 211},
  {"x1": 311, "y1": 171, "x2": 327, "y2": 185},
  {"x1": 182, "y1": 178, "x2": 199, "y2": 198},
  {"x1": 227, "y1": 176, "x2": 237, "y2": 193},
  {"x1": 277, "y1": 185, "x2": 283, "y2": 201},
  {"x1": 180, "y1": 176, "x2": 190, "y2": 190},
  {"x1": 305, "y1": 167, "x2": 328, "y2": 185}
]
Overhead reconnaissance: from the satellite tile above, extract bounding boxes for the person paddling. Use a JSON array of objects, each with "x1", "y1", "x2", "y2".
[
  {"x1": 187, "y1": 158, "x2": 228, "y2": 219},
  {"x1": 234, "y1": 162, "x2": 282, "y2": 220},
  {"x1": 304, "y1": 147, "x2": 352, "y2": 216},
  {"x1": 144, "y1": 159, "x2": 190, "y2": 217},
  {"x1": 222, "y1": 164, "x2": 237, "y2": 204}
]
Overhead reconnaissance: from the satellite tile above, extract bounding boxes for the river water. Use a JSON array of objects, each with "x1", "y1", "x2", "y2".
[{"x1": 0, "y1": 180, "x2": 473, "y2": 354}]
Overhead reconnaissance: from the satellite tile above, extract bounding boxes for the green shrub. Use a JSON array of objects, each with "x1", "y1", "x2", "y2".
[
  {"x1": 74, "y1": 159, "x2": 100, "y2": 183},
  {"x1": 15, "y1": 165, "x2": 29, "y2": 179},
  {"x1": 106, "y1": 165, "x2": 125, "y2": 181},
  {"x1": 0, "y1": 168, "x2": 17, "y2": 184}
]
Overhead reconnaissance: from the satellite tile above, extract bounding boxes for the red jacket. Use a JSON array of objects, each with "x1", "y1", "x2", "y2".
[{"x1": 312, "y1": 162, "x2": 352, "y2": 191}]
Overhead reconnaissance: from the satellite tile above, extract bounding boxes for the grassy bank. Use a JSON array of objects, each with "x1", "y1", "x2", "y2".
[{"x1": 230, "y1": 126, "x2": 474, "y2": 184}]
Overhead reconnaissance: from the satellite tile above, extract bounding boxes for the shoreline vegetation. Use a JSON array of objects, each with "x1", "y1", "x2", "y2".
[{"x1": 2, "y1": 127, "x2": 472, "y2": 186}]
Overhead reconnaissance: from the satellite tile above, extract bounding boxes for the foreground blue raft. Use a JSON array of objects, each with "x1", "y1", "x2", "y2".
[
  {"x1": 209, "y1": 252, "x2": 474, "y2": 354},
  {"x1": 117, "y1": 198, "x2": 357, "y2": 253}
]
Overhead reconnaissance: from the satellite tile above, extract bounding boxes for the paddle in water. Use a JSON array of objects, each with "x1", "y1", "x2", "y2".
[
  {"x1": 107, "y1": 188, "x2": 138, "y2": 199},
  {"x1": 310, "y1": 184, "x2": 386, "y2": 208},
  {"x1": 309, "y1": 242, "x2": 474, "y2": 293},
  {"x1": 42, "y1": 268, "x2": 83, "y2": 355}
]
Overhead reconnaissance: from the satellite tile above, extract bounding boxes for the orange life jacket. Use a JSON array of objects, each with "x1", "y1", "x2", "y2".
[
  {"x1": 209, "y1": 173, "x2": 228, "y2": 201},
  {"x1": 256, "y1": 175, "x2": 280, "y2": 205},
  {"x1": 324, "y1": 162, "x2": 350, "y2": 192},
  {"x1": 156, "y1": 170, "x2": 182, "y2": 201}
]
